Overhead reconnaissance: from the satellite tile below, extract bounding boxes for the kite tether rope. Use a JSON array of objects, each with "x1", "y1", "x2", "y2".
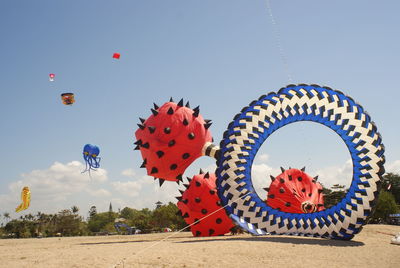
[
  {"x1": 110, "y1": 191, "x2": 253, "y2": 268},
  {"x1": 265, "y1": 0, "x2": 293, "y2": 83}
]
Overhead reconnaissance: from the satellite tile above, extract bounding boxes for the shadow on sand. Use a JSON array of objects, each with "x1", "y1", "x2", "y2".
[{"x1": 176, "y1": 235, "x2": 364, "y2": 247}]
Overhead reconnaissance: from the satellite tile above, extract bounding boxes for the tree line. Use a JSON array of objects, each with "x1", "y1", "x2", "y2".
[{"x1": 1, "y1": 173, "x2": 399, "y2": 239}]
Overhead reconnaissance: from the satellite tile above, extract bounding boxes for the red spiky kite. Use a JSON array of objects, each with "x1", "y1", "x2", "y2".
[
  {"x1": 265, "y1": 167, "x2": 325, "y2": 213},
  {"x1": 177, "y1": 171, "x2": 235, "y2": 236},
  {"x1": 134, "y1": 99, "x2": 213, "y2": 185}
]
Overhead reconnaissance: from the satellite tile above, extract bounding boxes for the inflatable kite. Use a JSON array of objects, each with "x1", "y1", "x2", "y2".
[
  {"x1": 82, "y1": 144, "x2": 101, "y2": 174},
  {"x1": 15, "y1": 186, "x2": 31, "y2": 213},
  {"x1": 113, "y1": 53, "x2": 120, "y2": 59},
  {"x1": 265, "y1": 167, "x2": 325, "y2": 213},
  {"x1": 216, "y1": 84, "x2": 385, "y2": 240},
  {"x1": 49, "y1": 73, "x2": 55, "y2": 82},
  {"x1": 134, "y1": 99, "x2": 213, "y2": 185},
  {"x1": 61, "y1": 93, "x2": 75, "y2": 105},
  {"x1": 177, "y1": 171, "x2": 235, "y2": 236}
]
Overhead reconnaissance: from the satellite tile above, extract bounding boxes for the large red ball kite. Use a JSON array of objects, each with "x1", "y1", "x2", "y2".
[
  {"x1": 265, "y1": 167, "x2": 325, "y2": 213},
  {"x1": 177, "y1": 172, "x2": 235, "y2": 236},
  {"x1": 135, "y1": 99, "x2": 213, "y2": 185}
]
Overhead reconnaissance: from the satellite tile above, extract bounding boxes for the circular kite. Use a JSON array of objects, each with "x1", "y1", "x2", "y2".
[{"x1": 216, "y1": 84, "x2": 385, "y2": 240}]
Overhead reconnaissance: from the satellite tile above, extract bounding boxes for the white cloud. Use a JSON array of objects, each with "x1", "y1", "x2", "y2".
[
  {"x1": 85, "y1": 188, "x2": 111, "y2": 197},
  {"x1": 0, "y1": 161, "x2": 108, "y2": 220},
  {"x1": 314, "y1": 159, "x2": 353, "y2": 188},
  {"x1": 385, "y1": 160, "x2": 400, "y2": 174},
  {"x1": 121, "y1": 168, "x2": 136, "y2": 178},
  {"x1": 112, "y1": 181, "x2": 142, "y2": 197},
  {"x1": 255, "y1": 153, "x2": 269, "y2": 163}
]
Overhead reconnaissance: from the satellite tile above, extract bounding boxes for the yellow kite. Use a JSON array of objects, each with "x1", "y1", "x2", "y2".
[{"x1": 15, "y1": 186, "x2": 30, "y2": 212}]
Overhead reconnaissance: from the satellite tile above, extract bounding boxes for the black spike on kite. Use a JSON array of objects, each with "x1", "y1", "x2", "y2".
[
  {"x1": 159, "y1": 179, "x2": 165, "y2": 187},
  {"x1": 140, "y1": 159, "x2": 147, "y2": 168},
  {"x1": 139, "y1": 117, "x2": 146, "y2": 123},
  {"x1": 270, "y1": 175, "x2": 276, "y2": 181},
  {"x1": 280, "y1": 167, "x2": 285, "y2": 173},
  {"x1": 153, "y1": 103, "x2": 159, "y2": 110},
  {"x1": 193, "y1": 106, "x2": 200, "y2": 117},
  {"x1": 177, "y1": 99, "x2": 184, "y2": 107},
  {"x1": 199, "y1": 168, "x2": 204, "y2": 174},
  {"x1": 151, "y1": 108, "x2": 159, "y2": 116},
  {"x1": 137, "y1": 123, "x2": 145, "y2": 130},
  {"x1": 301, "y1": 166, "x2": 306, "y2": 172},
  {"x1": 204, "y1": 122, "x2": 212, "y2": 129},
  {"x1": 169, "y1": 97, "x2": 174, "y2": 102},
  {"x1": 185, "y1": 101, "x2": 190, "y2": 108},
  {"x1": 167, "y1": 107, "x2": 174, "y2": 115}
]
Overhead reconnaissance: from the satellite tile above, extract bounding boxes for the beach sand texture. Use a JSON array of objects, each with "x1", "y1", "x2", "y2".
[{"x1": 0, "y1": 224, "x2": 399, "y2": 268}]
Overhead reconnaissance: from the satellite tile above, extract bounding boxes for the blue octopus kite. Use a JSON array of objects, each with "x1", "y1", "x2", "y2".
[{"x1": 82, "y1": 144, "x2": 101, "y2": 174}]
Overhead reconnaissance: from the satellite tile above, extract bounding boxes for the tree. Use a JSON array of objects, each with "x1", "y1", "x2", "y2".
[
  {"x1": 322, "y1": 184, "x2": 347, "y2": 208},
  {"x1": 120, "y1": 207, "x2": 135, "y2": 220},
  {"x1": 382, "y1": 173, "x2": 400, "y2": 204},
  {"x1": 371, "y1": 190, "x2": 399, "y2": 223},
  {"x1": 3, "y1": 212, "x2": 10, "y2": 223},
  {"x1": 151, "y1": 202, "x2": 186, "y2": 231},
  {"x1": 88, "y1": 206, "x2": 97, "y2": 219},
  {"x1": 71, "y1": 206, "x2": 79, "y2": 214}
]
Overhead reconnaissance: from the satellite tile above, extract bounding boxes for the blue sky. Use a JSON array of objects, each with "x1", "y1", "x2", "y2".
[{"x1": 1, "y1": 0, "x2": 399, "y2": 221}]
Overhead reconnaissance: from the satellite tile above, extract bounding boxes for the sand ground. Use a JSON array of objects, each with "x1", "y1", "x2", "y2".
[{"x1": 0, "y1": 224, "x2": 399, "y2": 268}]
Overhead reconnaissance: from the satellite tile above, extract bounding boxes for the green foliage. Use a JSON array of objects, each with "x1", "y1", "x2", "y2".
[
  {"x1": 322, "y1": 184, "x2": 347, "y2": 208},
  {"x1": 0, "y1": 202, "x2": 188, "y2": 238},
  {"x1": 371, "y1": 190, "x2": 399, "y2": 222},
  {"x1": 382, "y1": 173, "x2": 400, "y2": 204},
  {"x1": 151, "y1": 202, "x2": 186, "y2": 231},
  {"x1": 87, "y1": 211, "x2": 118, "y2": 233}
]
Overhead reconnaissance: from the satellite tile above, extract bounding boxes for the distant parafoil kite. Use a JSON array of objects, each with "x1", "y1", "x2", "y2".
[
  {"x1": 49, "y1": 73, "x2": 55, "y2": 82},
  {"x1": 82, "y1": 144, "x2": 101, "y2": 174},
  {"x1": 61, "y1": 93, "x2": 75, "y2": 105},
  {"x1": 113, "y1": 53, "x2": 120, "y2": 59},
  {"x1": 134, "y1": 99, "x2": 213, "y2": 185},
  {"x1": 15, "y1": 186, "x2": 31, "y2": 213}
]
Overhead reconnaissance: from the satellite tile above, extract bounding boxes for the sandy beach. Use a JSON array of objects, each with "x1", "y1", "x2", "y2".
[{"x1": 0, "y1": 224, "x2": 399, "y2": 268}]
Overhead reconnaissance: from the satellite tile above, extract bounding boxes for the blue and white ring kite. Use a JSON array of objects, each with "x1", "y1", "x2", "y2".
[{"x1": 216, "y1": 84, "x2": 385, "y2": 240}]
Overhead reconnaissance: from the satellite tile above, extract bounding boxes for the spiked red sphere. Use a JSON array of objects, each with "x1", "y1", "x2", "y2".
[
  {"x1": 177, "y1": 172, "x2": 235, "y2": 237},
  {"x1": 265, "y1": 167, "x2": 325, "y2": 213},
  {"x1": 135, "y1": 99, "x2": 213, "y2": 184}
]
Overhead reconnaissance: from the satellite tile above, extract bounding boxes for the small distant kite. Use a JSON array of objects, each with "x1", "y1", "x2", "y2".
[
  {"x1": 15, "y1": 186, "x2": 31, "y2": 213},
  {"x1": 61, "y1": 93, "x2": 75, "y2": 105},
  {"x1": 113, "y1": 53, "x2": 120, "y2": 59},
  {"x1": 49, "y1": 73, "x2": 55, "y2": 82},
  {"x1": 82, "y1": 144, "x2": 101, "y2": 174}
]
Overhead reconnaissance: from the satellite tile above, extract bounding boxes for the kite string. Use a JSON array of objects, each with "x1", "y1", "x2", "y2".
[
  {"x1": 110, "y1": 191, "x2": 253, "y2": 268},
  {"x1": 265, "y1": 0, "x2": 293, "y2": 83}
]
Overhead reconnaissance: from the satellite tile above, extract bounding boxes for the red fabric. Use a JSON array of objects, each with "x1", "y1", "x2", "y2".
[
  {"x1": 177, "y1": 173, "x2": 235, "y2": 236},
  {"x1": 113, "y1": 53, "x2": 120, "y2": 59},
  {"x1": 135, "y1": 102, "x2": 212, "y2": 182},
  {"x1": 265, "y1": 168, "x2": 325, "y2": 213}
]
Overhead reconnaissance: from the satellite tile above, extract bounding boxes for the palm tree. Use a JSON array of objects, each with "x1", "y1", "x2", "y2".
[
  {"x1": 3, "y1": 212, "x2": 10, "y2": 223},
  {"x1": 71, "y1": 206, "x2": 79, "y2": 214}
]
